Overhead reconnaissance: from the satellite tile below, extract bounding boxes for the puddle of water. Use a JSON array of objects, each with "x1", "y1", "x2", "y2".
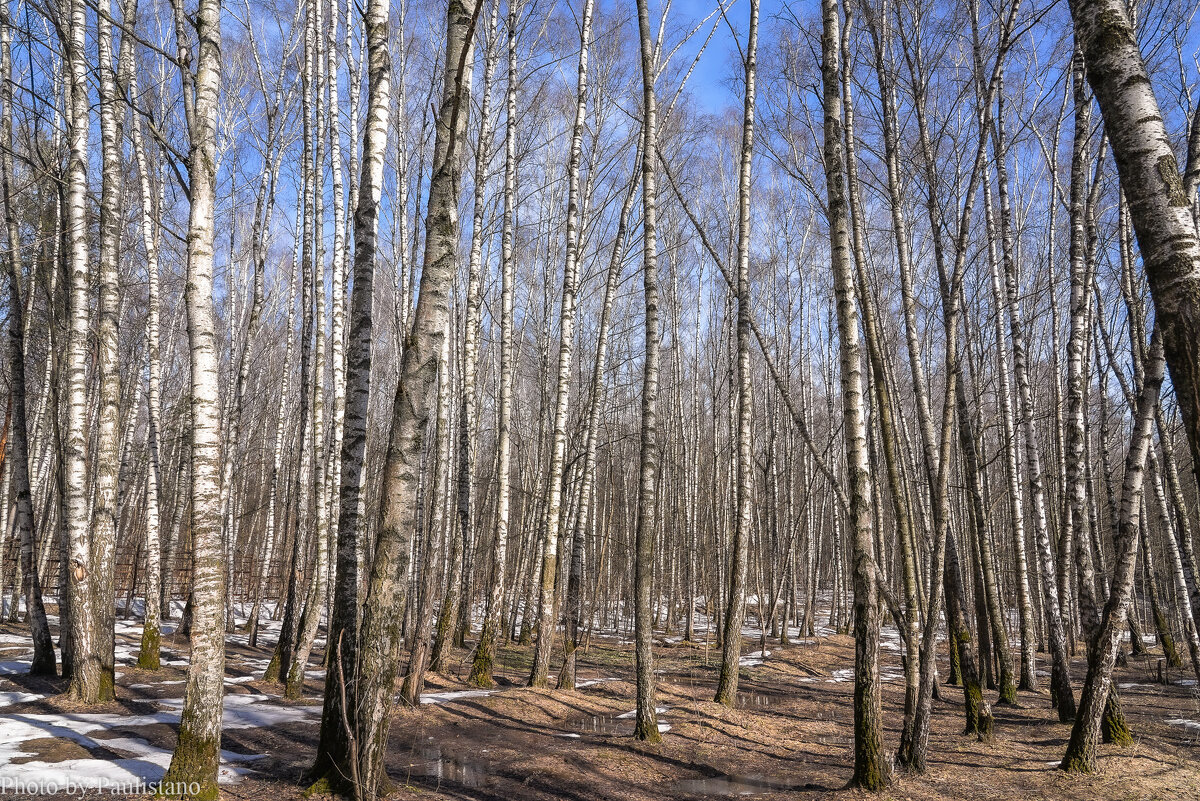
[
  {"x1": 572, "y1": 707, "x2": 672, "y2": 736},
  {"x1": 402, "y1": 744, "x2": 489, "y2": 789},
  {"x1": 675, "y1": 773, "x2": 795, "y2": 796},
  {"x1": 736, "y1": 692, "x2": 776, "y2": 709},
  {"x1": 572, "y1": 713, "x2": 623, "y2": 735}
]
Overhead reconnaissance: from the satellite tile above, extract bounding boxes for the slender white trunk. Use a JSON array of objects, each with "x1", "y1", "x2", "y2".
[{"x1": 163, "y1": 0, "x2": 227, "y2": 789}]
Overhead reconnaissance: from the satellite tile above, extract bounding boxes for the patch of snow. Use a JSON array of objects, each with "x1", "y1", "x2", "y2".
[
  {"x1": 156, "y1": 694, "x2": 322, "y2": 728},
  {"x1": 0, "y1": 691, "x2": 44, "y2": 707},
  {"x1": 0, "y1": 703, "x2": 272, "y2": 789},
  {"x1": 618, "y1": 707, "x2": 668, "y2": 719},
  {"x1": 418, "y1": 689, "x2": 496, "y2": 705},
  {"x1": 576, "y1": 678, "x2": 616, "y2": 688}
]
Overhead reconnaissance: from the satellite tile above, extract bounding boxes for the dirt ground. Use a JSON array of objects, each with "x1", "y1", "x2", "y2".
[{"x1": 2, "y1": 615, "x2": 1199, "y2": 800}]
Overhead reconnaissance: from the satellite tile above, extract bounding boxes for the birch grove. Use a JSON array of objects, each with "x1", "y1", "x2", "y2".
[{"x1": 1, "y1": 0, "x2": 1200, "y2": 797}]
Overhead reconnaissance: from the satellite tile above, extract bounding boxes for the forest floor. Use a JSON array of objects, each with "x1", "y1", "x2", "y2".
[{"x1": 0, "y1": 607, "x2": 1199, "y2": 800}]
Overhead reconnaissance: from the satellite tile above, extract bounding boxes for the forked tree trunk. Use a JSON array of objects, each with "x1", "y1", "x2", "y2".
[
  {"x1": 527, "y1": 0, "x2": 594, "y2": 689},
  {"x1": 559, "y1": 154, "x2": 640, "y2": 690}
]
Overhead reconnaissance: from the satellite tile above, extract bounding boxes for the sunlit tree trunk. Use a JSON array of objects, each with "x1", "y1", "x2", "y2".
[
  {"x1": 632, "y1": 0, "x2": 662, "y2": 743},
  {"x1": 163, "y1": 0, "x2": 227, "y2": 789},
  {"x1": 469, "y1": 0, "x2": 517, "y2": 690},
  {"x1": 351, "y1": 0, "x2": 476, "y2": 791},
  {"x1": 1066, "y1": 0, "x2": 1200, "y2": 525},
  {"x1": 822, "y1": 0, "x2": 885, "y2": 787},
  {"x1": 715, "y1": 0, "x2": 758, "y2": 709},
  {"x1": 0, "y1": 7, "x2": 54, "y2": 675}
]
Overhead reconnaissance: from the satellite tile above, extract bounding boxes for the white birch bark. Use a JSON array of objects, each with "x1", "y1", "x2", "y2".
[
  {"x1": 163, "y1": 0, "x2": 227, "y2": 788},
  {"x1": 527, "y1": 0, "x2": 595, "y2": 688}
]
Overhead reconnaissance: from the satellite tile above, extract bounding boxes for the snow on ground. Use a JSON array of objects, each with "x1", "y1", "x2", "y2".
[
  {"x1": 129, "y1": 681, "x2": 185, "y2": 689},
  {"x1": 157, "y1": 694, "x2": 322, "y2": 727},
  {"x1": 0, "y1": 659, "x2": 34, "y2": 675},
  {"x1": 576, "y1": 677, "x2": 616, "y2": 688},
  {"x1": 1167, "y1": 719, "x2": 1200, "y2": 731},
  {"x1": 618, "y1": 707, "x2": 669, "y2": 719},
  {"x1": 418, "y1": 689, "x2": 497, "y2": 705},
  {"x1": 740, "y1": 649, "x2": 770, "y2": 667},
  {"x1": 0, "y1": 696, "x2": 309, "y2": 789}
]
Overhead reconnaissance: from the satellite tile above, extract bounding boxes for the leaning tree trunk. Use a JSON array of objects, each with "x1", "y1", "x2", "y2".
[
  {"x1": 1066, "y1": 0, "x2": 1200, "y2": 520},
  {"x1": 351, "y1": 0, "x2": 476, "y2": 793},
  {"x1": 1060, "y1": 329, "x2": 1165, "y2": 772}
]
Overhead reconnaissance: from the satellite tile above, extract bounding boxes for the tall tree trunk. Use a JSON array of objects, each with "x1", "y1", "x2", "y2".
[
  {"x1": 309, "y1": 0, "x2": 390, "y2": 778},
  {"x1": 823, "y1": 0, "x2": 886, "y2": 788},
  {"x1": 351, "y1": 0, "x2": 477, "y2": 792},
  {"x1": 632, "y1": 0, "x2": 662, "y2": 743},
  {"x1": 0, "y1": 6, "x2": 55, "y2": 676},
  {"x1": 469, "y1": 0, "x2": 518, "y2": 690},
  {"x1": 131, "y1": 66, "x2": 163, "y2": 671},
  {"x1": 988, "y1": 85, "x2": 1038, "y2": 690},
  {"x1": 60, "y1": 0, "x2": 94, "y2": 694},
  {"x1": 714, "y1": 0, "x2": 758, "y2": 709},
  {"x1": 163, "y1": 0, "x2": 227, "y2": 789},
  {"x1": 433, "y1": 0, "x2": 499, "y2": 674}
]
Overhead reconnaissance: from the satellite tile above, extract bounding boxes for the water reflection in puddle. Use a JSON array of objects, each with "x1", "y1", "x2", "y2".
[
  {"x1": 736, "y1": 692, "x2": 777, "y2": 709},
  {"x1": 675, "y1": 773, "x2": 796, "y2": 796},
  {"x1": 402, "y1": 744, "x2": 490, "y2": 789}
]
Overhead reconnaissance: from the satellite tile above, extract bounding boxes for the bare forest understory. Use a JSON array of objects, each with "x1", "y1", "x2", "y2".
[
  {"x1": 1, "y1": 605, "x2": 1199, "y2": 800},
  {"x1": 5, "y1": 0, "x2": 1200, "y2": 791}
]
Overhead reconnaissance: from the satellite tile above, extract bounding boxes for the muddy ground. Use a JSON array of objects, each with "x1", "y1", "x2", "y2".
[{"x1": 1, "y1": 613, "x2": 1198, "y2": 800}]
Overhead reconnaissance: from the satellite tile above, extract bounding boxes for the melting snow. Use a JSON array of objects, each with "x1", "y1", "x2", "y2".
[
  {"x1": 1167, "y1": 719, "x2": 1200, "y2": 731},
  {"x1": 0, "y1": 694, "x2": 307, "y2": 789},
  {"x1": 618, "y1": 707, "x2": 668, "y2": 719},
  {"x1": 418, "y1": 689, "x2": 496, "y2": 705}
]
